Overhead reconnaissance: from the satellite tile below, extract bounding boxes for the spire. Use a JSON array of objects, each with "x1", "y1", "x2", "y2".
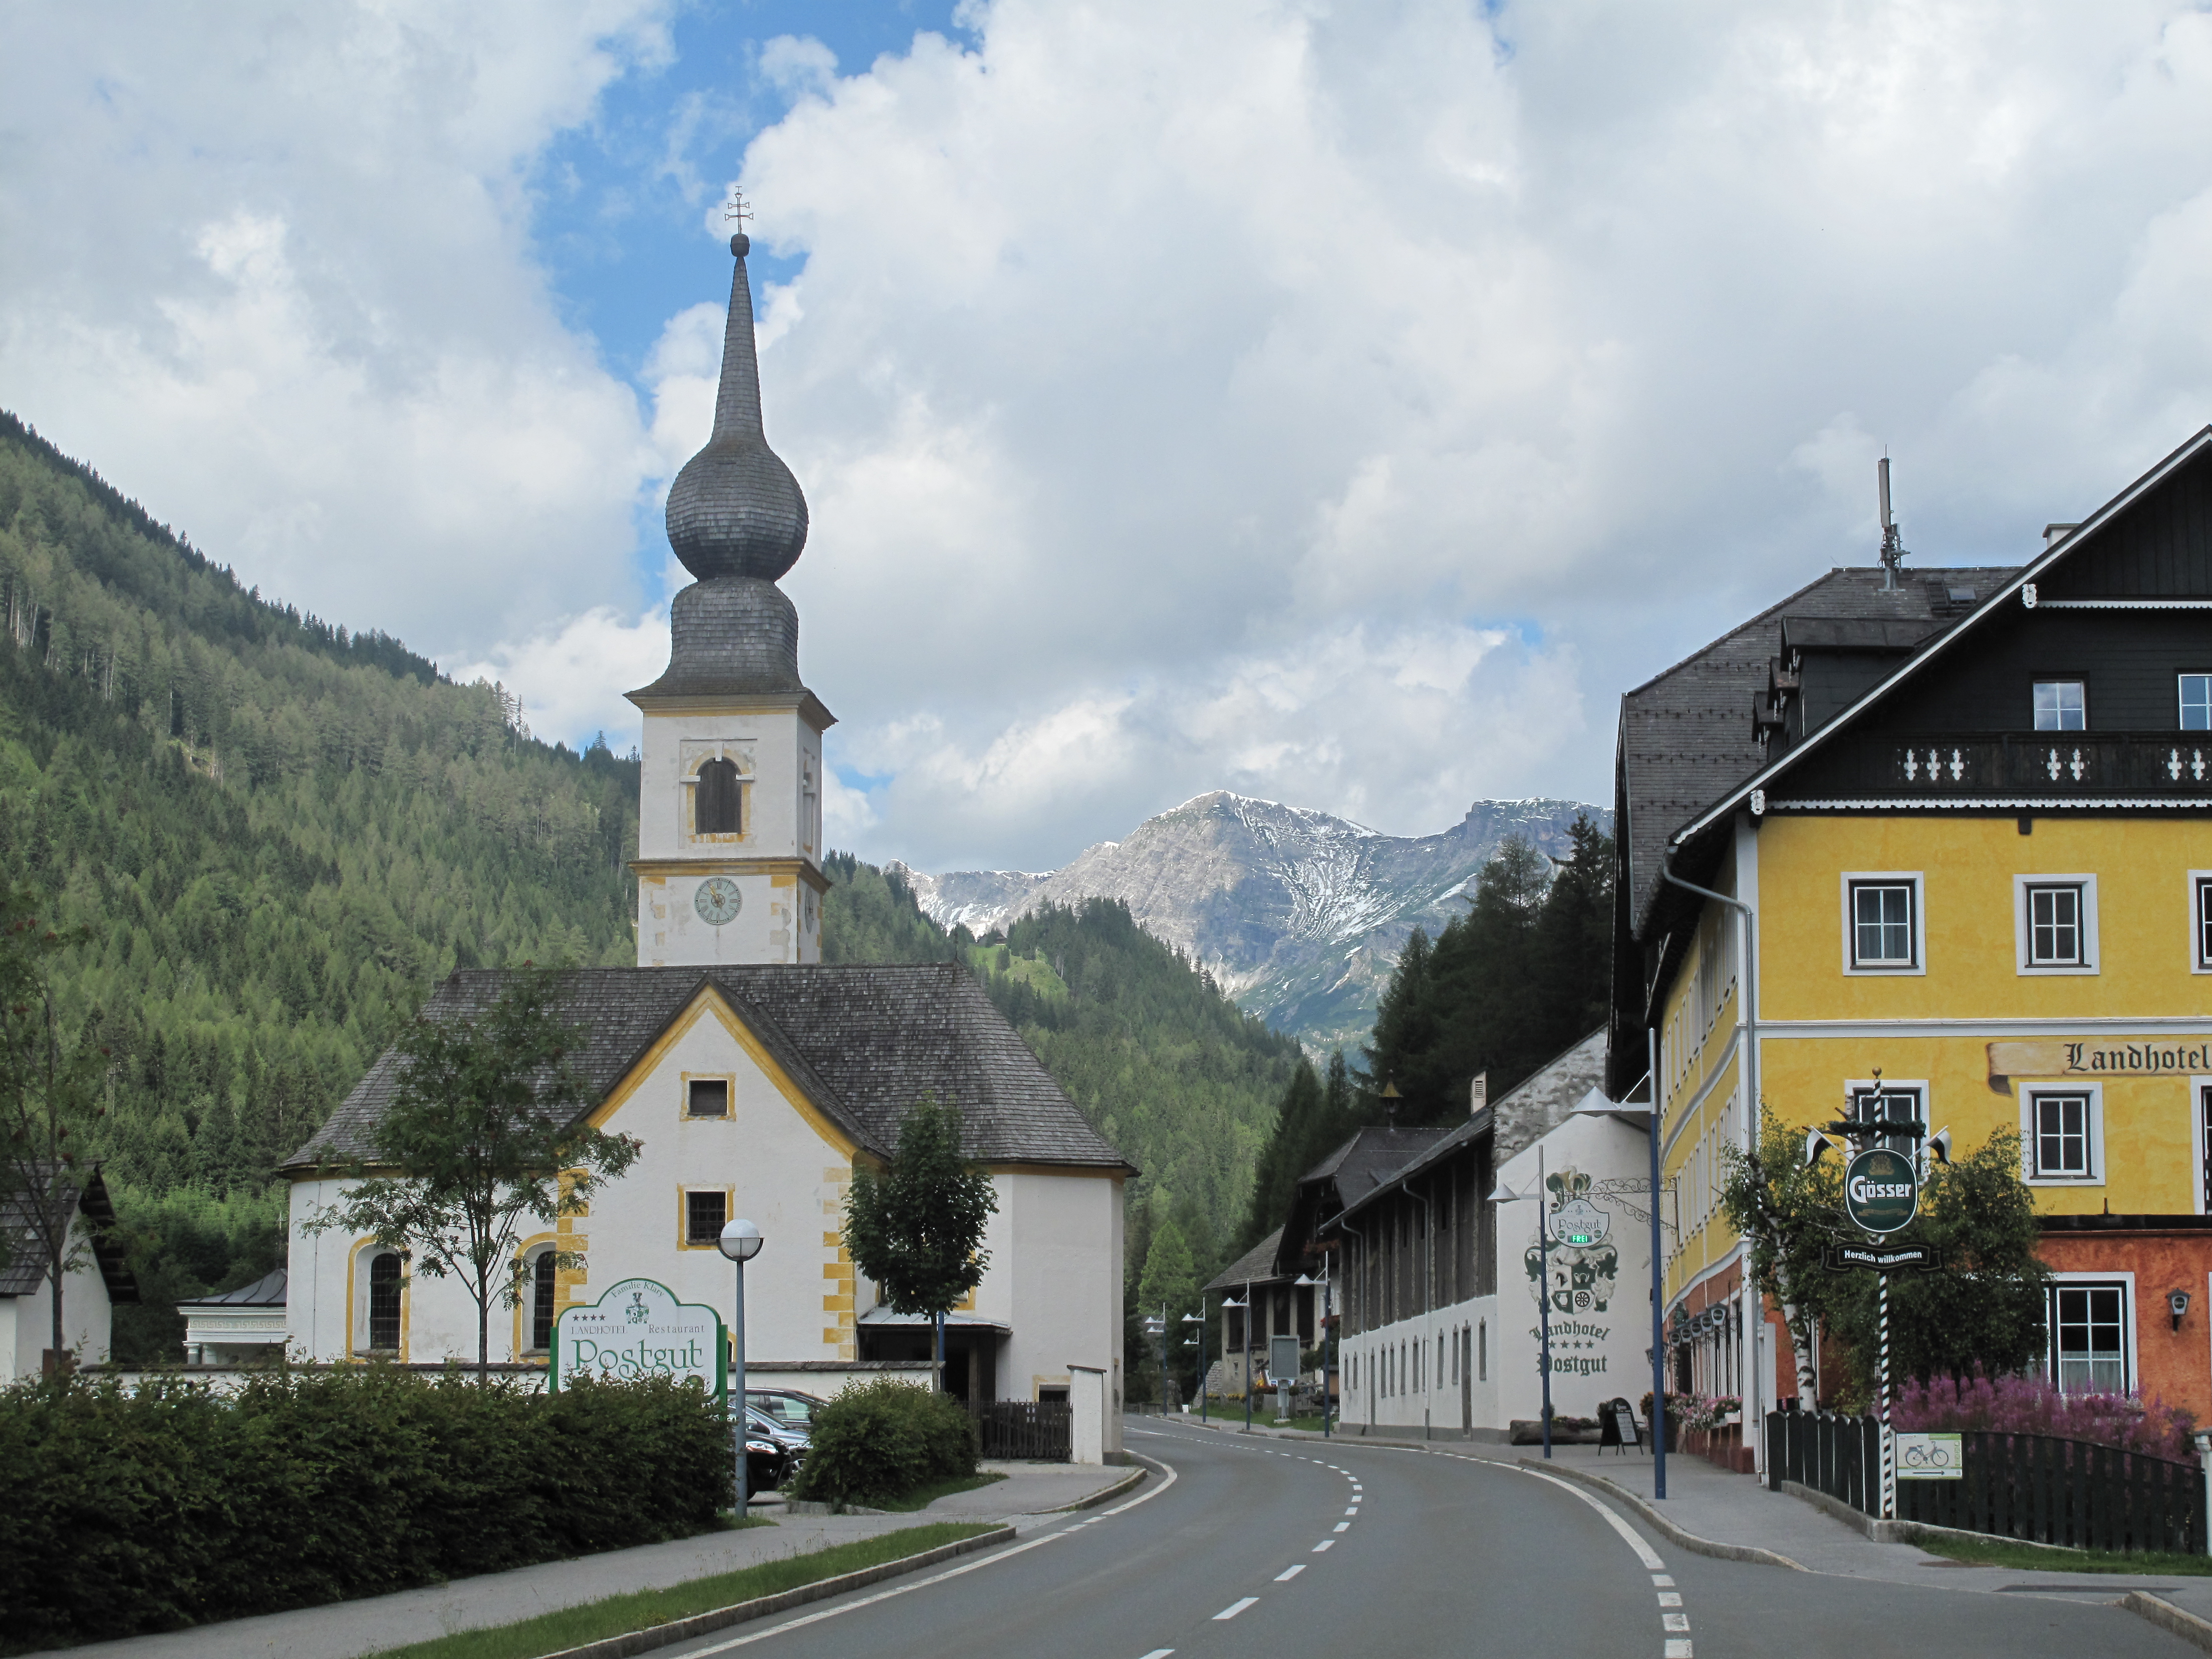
[{"x1": 663, "y1": 231, "x2": 809, "y2": 583}]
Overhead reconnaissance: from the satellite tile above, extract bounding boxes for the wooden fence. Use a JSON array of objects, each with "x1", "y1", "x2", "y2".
[
  {"x1": 971, "y1": 1400, "x2": 1071, "y2": 1461},
  {"x1": 1766, "y1": 1411, "x2": 2205, "y2": 1554}
]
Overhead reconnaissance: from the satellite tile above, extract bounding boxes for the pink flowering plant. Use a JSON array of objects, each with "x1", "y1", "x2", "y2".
[
  {"x1": 1892, "y1": 1369, "x2": 2197, "y2": 1462},
  {"x1": 1678, "y1": 1394, "x2": 1743, "y2": 1433}
]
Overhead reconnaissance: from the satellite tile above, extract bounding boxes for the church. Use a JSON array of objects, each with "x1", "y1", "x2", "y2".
[{"x1": 280, "y1": 231, "x2": 1131, "y2": 1437}]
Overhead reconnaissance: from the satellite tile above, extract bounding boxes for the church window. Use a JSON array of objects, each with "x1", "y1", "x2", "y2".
[
  {"x1": 368, "y1": 1252, "x2": 403, "y2": 1350},
  {"x1": 686, "y1": 1188, "x2": 729, "y2": 1246},
  {"x1": 696, "y1": 757, "x2": 743, "y2": 834},
  {"x1": 530, "y1": 1251, "x2": 558, "y2": 1351}
]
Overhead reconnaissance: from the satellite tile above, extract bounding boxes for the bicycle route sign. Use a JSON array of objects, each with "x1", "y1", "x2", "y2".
[
  {"x1": 1843, "y1": 1147, "x2": 1918, "y2": 1234},
  {"x1": 1895, "y1": 1432, "x2": 1965, "y2": 1480}
]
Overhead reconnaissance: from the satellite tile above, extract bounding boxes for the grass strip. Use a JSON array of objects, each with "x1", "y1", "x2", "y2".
[
  {"x1": 365, "y1": 1522, "x2": 999, "y2": 1659},
  {"x1": 1911, "y1": 1532, "x2": 2212, "y2": 1576},
  {"x1": 875, "y1": 1471, "x2": 1008, "y2": 1512}
]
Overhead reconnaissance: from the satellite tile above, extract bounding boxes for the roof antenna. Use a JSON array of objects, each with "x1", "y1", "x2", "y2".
[{"x1": 1877, "y1": 455, "x2": 1908, "y2": 592}]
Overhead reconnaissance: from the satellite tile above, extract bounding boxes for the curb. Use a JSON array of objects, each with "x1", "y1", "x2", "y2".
[
  {"x1": 1519, "y1": 1459, "x2": 1807, "y2": 1571},
  {"x1": 536, "y1": 1524, "x2": 1017, "y2": 1659},
  {"x1": 2125, "y1": 1592, "x2": 2212, "y2": 1655},
  {"x1": 1050, "y1": 1464, "x2": 1147, "y2": 1512}
]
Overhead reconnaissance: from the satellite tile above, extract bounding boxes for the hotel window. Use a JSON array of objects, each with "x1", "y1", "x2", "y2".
[
  {"x1": 530, "y1": 1250, "x2": 558, "y2": 1352},
  {"x1": 1843, "y1": 875, "x2": 1921, "y2": 972},
  {"x1": 2034, "y1": 679, "x2": 2086, "y2": 731},
  {"x1": 368, "y1": 1251, "x2": 403, "y2": 1350},
  {"x1": 2201, "y1": 1085, "x2": 2212, "y2": 1214},
  {"x1": 2050, "y1": 1283, "x2": 2127, "y2": 1394},
  {"x1": 2016, "y1": 876, "x2": 2097, "y2": 973},
  {"x1": 2193, "y1": 874, "x2": 2212, "y2": 973},
  {"x1": 2024, "y1": 1088, "x2": 2101, "y2": 1183},
  {"x1": 687, "y1": 1077, "x2": 730, "y2": 1118},
  {"x1": 685, "y1": 1187, "x2": 728, "y2": 1246},
  {"x1": 2182, "y1": 674, "x2": 2212, "y2": 730}
]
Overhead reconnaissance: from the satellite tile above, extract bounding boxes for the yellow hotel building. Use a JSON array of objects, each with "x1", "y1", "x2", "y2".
[{"x1": 1608, "y1": 429, "x2": 2212, "y2": 1470}]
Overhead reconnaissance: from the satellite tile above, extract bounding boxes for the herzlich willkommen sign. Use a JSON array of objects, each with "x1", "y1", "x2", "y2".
[{"x1": 550, "y1": 1278, "x2": 727, "y2": 1396}]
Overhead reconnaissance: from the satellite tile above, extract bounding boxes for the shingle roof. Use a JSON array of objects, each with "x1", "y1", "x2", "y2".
[
  {"x1": 285, "y1": 966, "x2": 1133, "y2": 1174},
  {"x1": 176, "y1": 1267, "x2": 288, "y2": 1309},
  {"x1": 1616, "y1": 566, "x2": 2020, "y2": 938},
  {"x1": 1301, "y1": 1125, "x2": 1455, "y2": 1198},
  {"x1": 0, "y1": 1165, "x2": 137, "y2": 1303},
  {"x1": 1206, "y1": 1227, "x2": 1289, "y2": 1292}
]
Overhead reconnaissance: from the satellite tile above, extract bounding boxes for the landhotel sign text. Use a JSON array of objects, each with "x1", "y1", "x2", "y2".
[
  {"x1": 549, "y1": 1278, "x2": 727, "y2": 1395},
  {"x1": 1987, "y1": 1039, "x2": 2212, "y2": 1084}
]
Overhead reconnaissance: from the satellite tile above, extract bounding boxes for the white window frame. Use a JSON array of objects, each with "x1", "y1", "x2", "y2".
[
  {"x1": 2046, "y1": 1272, "x2": 2135, "y2": 1396},
  {"x1": 2190, "y1": 873, "x2": 2212, "y2": 975},
  {"x1": 2180, "y1": 673, "x2": 2212, "y2": 731},
  {"x1": 1840, "y1": 872, "x2": 1925, "y2": 976},
  {"x1": 2034, "y1": 679, "x2": 2088, "y2": 732},
  {"x1": 2021, "y1": 1083, "x2": 2105, "y2": 1186},
  {"x1": 2193, "y1": 1076, "x2": 2212, "y2": 1217},
  {"x1": 2014, "y1": 874, "x2": 2100, "y2": 975}
]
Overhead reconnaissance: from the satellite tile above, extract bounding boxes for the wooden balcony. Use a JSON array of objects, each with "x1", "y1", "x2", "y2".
[{"x1": 1782, "y1": 731, "x2": 2212, "y2": 800}]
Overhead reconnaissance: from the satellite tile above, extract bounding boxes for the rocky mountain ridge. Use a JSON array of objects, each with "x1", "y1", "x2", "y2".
[{"x1": 896, "y1": 791, "x2": 1608, "y2": 1052}]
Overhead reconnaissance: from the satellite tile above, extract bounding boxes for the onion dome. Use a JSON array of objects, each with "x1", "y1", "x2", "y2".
[{"x1": 663, "y1": 233, "x2": 809, "y2": 582}]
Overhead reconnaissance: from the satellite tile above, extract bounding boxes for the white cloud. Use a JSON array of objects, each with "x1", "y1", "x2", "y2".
[
  {"x1": 12, "y1": 0, "x2": 2212, "y2": 876},
  {"x1": 449, "y1": 605, "x2": 672, "y2": 748}
]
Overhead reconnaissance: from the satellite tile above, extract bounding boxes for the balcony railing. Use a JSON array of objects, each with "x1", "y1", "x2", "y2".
[{"x1": 1783, "y1": 731, "x2": 2212, "y2": 800}]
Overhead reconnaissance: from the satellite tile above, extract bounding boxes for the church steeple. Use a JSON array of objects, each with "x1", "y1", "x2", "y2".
[
  {"x1": 629, "y1": 221, "x2": 832, "y2": 970},
  {"x1": 663, "y1": 231, "x2": 809, "y2": 583}
]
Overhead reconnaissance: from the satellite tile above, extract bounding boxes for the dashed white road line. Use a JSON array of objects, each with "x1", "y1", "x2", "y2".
[
  {"x1": 1137, "y1": 1650, "x2": 1174, "y2": 1658},
  {"x1": 1312, "y1": 1539, "x2": 1336, "y2": 1552},
  {"x1": 1332, "y1": 1521, "x2": 1351, "y2": 1533},
  {"x1": 1213, "y1": 1597, "x2": 1259, "y2": 1621},
  {"x1": 1275, "y1": 1565, "x2": 1306, "y2": 1581}
]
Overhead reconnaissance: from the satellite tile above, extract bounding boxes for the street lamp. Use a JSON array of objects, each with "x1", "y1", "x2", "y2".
[
  {"x1": 1142, "y1": 1306, "x2": 1168, "y2": 1415},
  {"x1": 1182, "y1": 1309, "x2": 1207, "y2": 1422},
  {"x1": 1295, "y1": 1272, "x2": 1329, "y2": 1439},
  {"x1": 717, "y1": 1218, "x2": 764, "y2": 1513},
  {"x1": 1221, "y1": 1294, "x2": 1249, "y2": 1430}
]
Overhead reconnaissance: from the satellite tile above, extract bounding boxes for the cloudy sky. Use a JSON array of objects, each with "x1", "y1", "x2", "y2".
[{"x1": 6, "y1": 2, "x2": 2211, "y2": 872}]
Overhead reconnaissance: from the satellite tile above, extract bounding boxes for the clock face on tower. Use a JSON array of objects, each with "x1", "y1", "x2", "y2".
[{"x1": 694, "y1": 877, "x2": 743, "y2": 927}]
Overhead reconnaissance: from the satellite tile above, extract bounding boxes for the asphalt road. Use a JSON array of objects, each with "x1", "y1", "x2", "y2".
[{"x1": 657, "y1": 1418, "x2": 2198, "y2": 1659}]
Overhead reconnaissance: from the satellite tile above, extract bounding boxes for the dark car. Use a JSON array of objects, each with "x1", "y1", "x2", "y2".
[
  {"x1": 747, "y1": 1388, "x2": 824, "y2": 1439},
  {"x1": 736, "y1": 1427, "x2": 790, "y2": 1494}
]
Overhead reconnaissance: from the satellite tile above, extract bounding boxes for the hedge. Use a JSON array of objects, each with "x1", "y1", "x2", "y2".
[
  {"x1": 787, "y1": 1377, "x2": 978, "y2": 1509},
  {"x1": 0, "y1": 1365, "x2": 730, "y2": 1649}
]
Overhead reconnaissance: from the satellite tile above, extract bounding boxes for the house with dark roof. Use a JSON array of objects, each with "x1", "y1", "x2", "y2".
[
  {"x1": 1610, "y1": 431, "x2": 2212, "y2": 1469},
  {"x1": 2, "y1": 1164, "x2": 137, "y2": 1378},
  {"x1": 282, "y1": 230, "x2": 1132, "y2": 1446}
]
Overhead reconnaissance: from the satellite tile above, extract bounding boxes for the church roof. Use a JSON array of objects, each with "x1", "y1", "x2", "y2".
[{"x1": 284, "y1": 965, "x2": 1134, "y2": 1175}]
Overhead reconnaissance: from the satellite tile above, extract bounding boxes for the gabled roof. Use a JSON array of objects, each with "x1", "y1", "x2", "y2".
[
  {"x1": 1668, "y1": 425, "x2": 2212, "y2": 857},
  {"x1": 286, "y1": 966, "x2": 1132, "y2": 1174},
  {"x1": 1206, "y1": 1226, "x2": 1291, "y2": 1293},
  {"x1": 0, "y1": 1165, "x2": 138, "y2": 1304},
  {"x1": 1616, "y1": 565, "x2": 2017, "y2": 940}
]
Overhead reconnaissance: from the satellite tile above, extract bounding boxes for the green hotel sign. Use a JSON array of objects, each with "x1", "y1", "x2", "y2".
[
  {"x1": 1843, "y1": 1148, "x2": 1918, "y2": 1235},
  {"x1": 550, "y1": 1278, "x2": 728, "y2": 1396}
]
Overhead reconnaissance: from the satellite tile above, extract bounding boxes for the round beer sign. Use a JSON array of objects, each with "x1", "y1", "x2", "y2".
[{"x1": 1844, "y1": 1147, "x2": 1918, "y2": 1234}]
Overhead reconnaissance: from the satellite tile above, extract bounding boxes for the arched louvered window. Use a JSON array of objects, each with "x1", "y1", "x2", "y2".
[
  {"x1": 696, "y1": 757, "x2": 742, "y2": 834},
  {"x1": 531, "y1": 1251, "x2": 559, "y2": 1352},
  {"x1": 369, "y1": 1252, "x2": 403, "y2": 1350}
]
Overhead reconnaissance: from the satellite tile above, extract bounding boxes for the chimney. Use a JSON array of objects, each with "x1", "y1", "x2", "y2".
[
  {"x1": 2043, "y1": 523, "x2": 2080, "y2": 550},
  {"x1": 1470, "y1": 1072, "x2": 1488, "y2": 1118}
]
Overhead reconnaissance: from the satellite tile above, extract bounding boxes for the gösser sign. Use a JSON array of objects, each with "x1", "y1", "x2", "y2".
[
  {"x1": 1843, "y1": 1148, "x2": 1918, "y2": 1235},
  {"x1": 550, "y1": 1278, "x2": 727, "y2": 1395}
]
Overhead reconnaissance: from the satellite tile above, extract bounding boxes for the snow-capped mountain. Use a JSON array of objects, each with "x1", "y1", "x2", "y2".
[{"x1": 895, "y1": 791, "x2": 1608, "y2": 1052}]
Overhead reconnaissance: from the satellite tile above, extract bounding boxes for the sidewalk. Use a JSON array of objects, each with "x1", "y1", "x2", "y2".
[
  {"x1": 60, "y1": 1462, "x2": 1137, "y2": 1659},
  {"x1": 1182, "y1": 1414, "x2": 2212, "y2": 1633}
]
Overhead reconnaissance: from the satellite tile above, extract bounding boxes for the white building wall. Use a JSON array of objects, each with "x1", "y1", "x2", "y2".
[
  {"x1": 635, "y1": 704, "x2": 823, "y2": 967},
  {"x1": 1341, "y1": 1111, "x2": 1652, "y2": 1439},
  {"x1": 995, "y1": 1171, "x2": 1124, "y2": 1451},
  {"x1": 0, "y1": 1227, "x2": 115, "y2": 1380}
]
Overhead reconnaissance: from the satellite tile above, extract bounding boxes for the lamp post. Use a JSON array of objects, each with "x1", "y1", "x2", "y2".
[
  {"x1": 1141, "y1": 1307, "x2": 1167, "y2": 1414},
  {"x1": 717, "y1": 1218, "x2": 764, "y2": 1514},
  {"x1": 1222, "y1": 1294, "x2": 1249, "y2": 1430},
  {"x1": 1182, "y1": 1308, "x2": 1207, "y2": 1421},
  {"x1": 1295, "y1": 1271, "x2": 1330, "y2": 1437}
]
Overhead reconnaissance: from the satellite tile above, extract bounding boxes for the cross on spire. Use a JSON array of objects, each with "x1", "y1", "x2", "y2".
[{"x1": 724, "y1": 188, "x2": 752, "y2": 231}]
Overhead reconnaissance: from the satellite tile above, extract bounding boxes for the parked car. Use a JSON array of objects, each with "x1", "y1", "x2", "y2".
[
  {"x1": 742, "y1": 1404, "x2": 807, "y2": 1485},
  {"x1": 735, "y1": 1424, "x2": 791, "y2": 1494},
  {"x1": 747, "y1": 1388, "x2": 823, "y2": 1440}
]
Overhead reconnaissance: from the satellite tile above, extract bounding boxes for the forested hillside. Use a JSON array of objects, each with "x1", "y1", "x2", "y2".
[
  {"x1": 0, "y1": 414, "x2": 1301, "y2": 1359},
  {"x1": 0, "y1": 412, "x2": 641, "y2": 1355}
]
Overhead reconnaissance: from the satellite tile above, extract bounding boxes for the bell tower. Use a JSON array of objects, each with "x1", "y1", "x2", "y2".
[{"x1": 629, "y1": 226, "x2": 830, "y2": 966}]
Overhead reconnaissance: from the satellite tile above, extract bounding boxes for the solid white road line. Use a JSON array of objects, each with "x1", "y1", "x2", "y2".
[
  {"x1": 1214, "y1": 1598, "x2": 1259, "y2": 1620},
  {"x1": 684, "y1": 1455, "x2": 1180, "y2": 1653},
  {"x1": 1513, "y1": 1466, "x2": 1666, "y2": 1572}
]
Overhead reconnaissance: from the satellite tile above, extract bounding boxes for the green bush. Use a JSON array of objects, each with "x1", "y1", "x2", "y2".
[
  {"x1": 0, "y1": 1364, "x2": 730, "y2": 1649},
  {"x1": 786, "y1": 1379, "x2": 977, "y2": 1509}
]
